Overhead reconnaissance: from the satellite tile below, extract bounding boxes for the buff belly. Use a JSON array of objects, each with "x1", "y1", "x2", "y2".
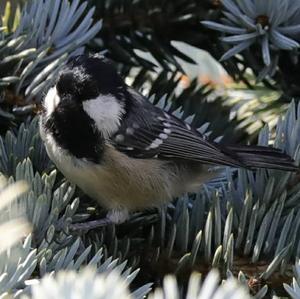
[{"x1": 42, "y1": 130, "x2": 214, "y2": 211}]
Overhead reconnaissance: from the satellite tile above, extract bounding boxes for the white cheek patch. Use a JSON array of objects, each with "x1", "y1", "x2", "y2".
[
  {"x1": 82, "y1": 94, "x2": 124, "y2": 138},
  {"x1": 43, "y1": 87, "x2": 61, "y2": 117}
]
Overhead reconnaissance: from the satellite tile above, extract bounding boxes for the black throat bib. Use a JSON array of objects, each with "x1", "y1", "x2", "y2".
[{"x1": 43, "y1": 98, "x2": 104, "y2": 163}]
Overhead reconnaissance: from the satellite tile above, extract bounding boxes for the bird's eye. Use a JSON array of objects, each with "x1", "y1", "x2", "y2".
[
  {"x1": 56, "y1": 71, "x2": 77, "y2": 97},
  {"x1": 56, "y1": 69, "x2": 99, "y2": 101}
]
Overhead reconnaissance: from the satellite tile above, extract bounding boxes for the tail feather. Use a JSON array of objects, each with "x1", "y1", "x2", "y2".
[{"x1": 226, "y1": 145, "x2": 298, "y2": 171}]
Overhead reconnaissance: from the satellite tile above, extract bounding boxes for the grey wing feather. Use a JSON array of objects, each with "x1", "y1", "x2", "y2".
[
  {"x1": 111, "y1": 90, "x2": 297, "y2": 171},
  {"x1": 112, "y1": 90, "x2": 244, "y2": 167}
]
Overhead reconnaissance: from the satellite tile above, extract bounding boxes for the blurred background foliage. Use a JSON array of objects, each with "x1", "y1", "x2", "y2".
[{"x1": 0, "y1": 0, "x2": 300, "y2": 298}]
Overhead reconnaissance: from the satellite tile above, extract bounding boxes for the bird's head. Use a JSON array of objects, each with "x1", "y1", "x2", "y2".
[
  {"x1": 56, "y1": 54, "x2": 124, "y2": 100},
  {"x1": 43, "y1": 54, "x2": 127, "y2": 137}
]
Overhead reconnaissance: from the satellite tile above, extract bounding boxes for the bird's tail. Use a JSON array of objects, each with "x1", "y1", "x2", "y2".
[{"x1": 226, "y1": 145, "x2": 298, "y2": 171}]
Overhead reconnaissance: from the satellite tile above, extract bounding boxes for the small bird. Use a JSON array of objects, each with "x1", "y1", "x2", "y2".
[{"x1": 40, "y1": 54, "x2": 298, "y2": 228}]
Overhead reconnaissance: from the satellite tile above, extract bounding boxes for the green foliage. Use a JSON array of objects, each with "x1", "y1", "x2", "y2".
[
  {"x1": 0, "y1": 0, "x2": 102, "y2": 131},
  {"x1": 27, "y1": 268, "x2": 250, "y2": 299},
  {"x1": 200, "y1": 0, "x2": 300, "y2": 100},
  {"x1": 121, "y1": 101, "x2": 299, "y2": 297},
  {"x1": 1, "y1": 0, "x2": 300, "y2": 298},
  {"x1": 27, "y1": 268, "x2": 133, "y2": 299},
  {"x1": 202, "y1": 0, "x2": 300, "y2": 79},
  {"x1": 16, "y1": 0, "x2": 102, "y2": 101},
  {"x1": 0, "y1": 176, "x2": 146, "y2": 297},
  {"x1": 149, "y1": 270, "x2": 251, "y2": 299},
  {"x1": 0, "y1": 118, "x2": 50, "y2": 175},
  {"x1": 0, "y1": 235, "x2": 37, "y2": 297},
  {"x1": 284, "y1": 259, "x2": 300, "y2": 299},
  {"x1": 88, "y1": 0, "x2": 219, "y2": 71}
]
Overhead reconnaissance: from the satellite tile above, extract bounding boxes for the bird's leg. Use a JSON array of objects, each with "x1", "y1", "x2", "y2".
[
  {"x1": 106, "y1": 209, "x2": 130, "y2": 224},
  {"x1": 70, "y1": 209, "x2": 129, "y2": 231}
]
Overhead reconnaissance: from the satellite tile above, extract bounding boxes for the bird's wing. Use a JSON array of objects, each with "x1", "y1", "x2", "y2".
[{"x1": 111, "y1": 91, "x2": 243, "y2": 167}]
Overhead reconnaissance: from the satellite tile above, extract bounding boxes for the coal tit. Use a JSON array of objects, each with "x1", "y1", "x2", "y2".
[{"x1": 40, "y1": 54, "x2": 298, "y2": 227}]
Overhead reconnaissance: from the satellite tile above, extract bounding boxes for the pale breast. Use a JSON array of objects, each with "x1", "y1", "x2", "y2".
[
  {"x1": 41, "y1": 130, "x2": 178, "y2": 210},
  {"x1": 41, "y1": 122, "x2": 214, "y2": 211}
]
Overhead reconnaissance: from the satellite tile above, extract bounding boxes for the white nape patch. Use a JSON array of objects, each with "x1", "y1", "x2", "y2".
[
  {"x1": 146, "y1": 138, "x2": 163, "y2": 150},
  {"x1": 83, "y1": 94, "x2": 124, "y2": 138},
  {"x1": 43, "y1": 87, "x2": 60, "y2": 117}
]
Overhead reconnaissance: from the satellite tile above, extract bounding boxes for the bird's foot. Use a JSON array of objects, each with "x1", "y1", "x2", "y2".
[
  {"x1": 70, "y1": 218, "x2": 112, "y2": 231},
  {"x1": 70, "y1": 209, "x2": 129, "y2": 231}
]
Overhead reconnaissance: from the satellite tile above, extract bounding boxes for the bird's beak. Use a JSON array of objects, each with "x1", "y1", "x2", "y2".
[{"x1": 43, "y1": 87, "x2": 61, "y2": 117}]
